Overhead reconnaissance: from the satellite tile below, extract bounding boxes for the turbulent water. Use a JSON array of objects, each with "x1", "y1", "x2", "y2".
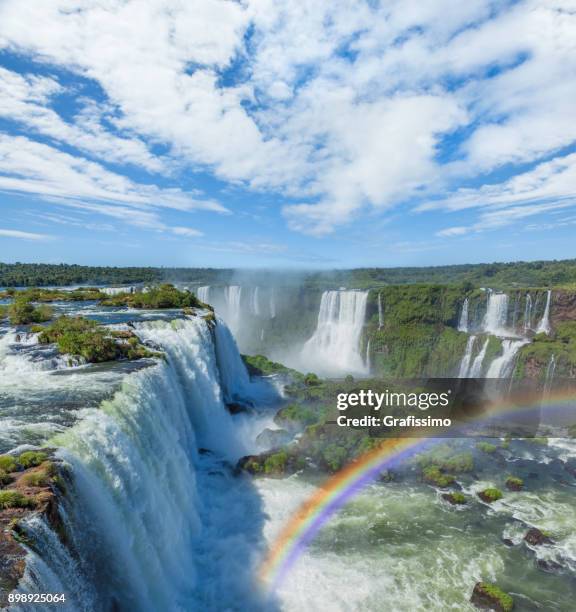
[
  {"x1": 1, "y1": 310, "x2": 282, "y2": 612},
  {"x1": 300, "y1": 290, "x2": 368, "y2": 377}
]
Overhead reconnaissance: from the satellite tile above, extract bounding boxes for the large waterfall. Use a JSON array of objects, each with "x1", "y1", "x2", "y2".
[
  {"x1": 485, "y1": 339, "x2": 528, "y2": 378},
  {"x1": 14, "y1": 317, "x2": 277, "y2": 611},
  {"x1": 300, "y1": 290, "x2": 368, "y2": 377},
  {"x1": 483, "y1": 292, "x2": 509, "y2": 335}
]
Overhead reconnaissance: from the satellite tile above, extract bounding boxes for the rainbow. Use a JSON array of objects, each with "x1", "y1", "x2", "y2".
[{"x1": 259, "y1": 390, "x2": 574, "y2": 591}]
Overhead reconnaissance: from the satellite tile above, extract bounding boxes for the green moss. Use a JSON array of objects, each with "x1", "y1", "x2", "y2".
[
  {"x1": 263, "y1": 450, "x2": 288, "y2": 474},
  {"x1": 18, "y1": 451, "x2": 48, "y2": 469},
  {"x1": 0, "y1": 490, "x2": 35, "y2": 509},
  {"x1": 445, "y1": 492, "x2": 467, "y2": 504},
  {"x1": 321, "y1": 444, "x2": 348, "y2": 472},
  {"x1": 479, "y1": 487, "x2": 503, "y2": 502},
  {"x1": 505, "y1": 476, "x2": 524, "y2": 489},
  {"x1": 0, "y1": 455, "x2": 17, "y2": 472},
  {"x1": 422, "y1": 465, "x2": 455, "y2": 487},
  {"x1": 476, "y1": 582, "x2": 514, "y2": 612},
  {"x1": 476, "y1": 441, "x2": 498, "y2": 453}
]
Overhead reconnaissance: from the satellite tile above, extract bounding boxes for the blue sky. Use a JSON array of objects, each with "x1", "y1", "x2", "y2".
[{"x1": 0, "y1": 0, "x2": 575, "y2": 268}]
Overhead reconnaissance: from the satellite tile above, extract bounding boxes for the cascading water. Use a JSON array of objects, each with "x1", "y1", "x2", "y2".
[
  {"x1": 524, "y1": 293, "x2": 533, "y2": 333},
  {"x1": 468, "y1": 338, "x2": 490, "y2": 377},
  {"x1": 12, "y1": 317, "x2": 277, "y2": 611},
  {"x1": 224, "y1": 286, "x2": 242, "y2": 334},
  {"x1": 301, "y1": 290, "x2": 368, "y2": 376},
  {"x1": 458, "y1": 298, "x2": 469, "y2": 332},
  {"x1": 536, "y1": 290, "x2": 552, "y2": 335},
  {"x1": 251, "y1": 288, "x2": 261, "y2": 317},
  {"x1": 378, "y1": 293, "x2": 383, "y2": 329},
  {"x1": 483, "y1": 292, "x2": 509, "y2": 335},
  {"x1": 485, "y1": 339, "x2": 528, "y2": 378},
  {"x1": 197, "y1": 286, "x2": 210, "y2": 303},
  {"x1": 269, "y1": 288, "x2": 276, "y2": 319},
  {"x1": 365, "y1": 339, "x2": 371, "y2": 373},
  {"x1": 458, "y1": 335, "x2": 476, "y2": 378}
]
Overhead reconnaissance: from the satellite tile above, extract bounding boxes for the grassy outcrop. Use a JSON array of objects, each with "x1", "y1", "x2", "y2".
[
  {"x1": 38, "y1": 316, "x2": 161, "y2": 363},
  {"x1": 478, "y1": 488, "x2": 503, "y2": 503},
  {"x1": 99, "y1": 284, "x2": 202, "y2": 309},
  {"x1": 471, "y1": 582, "x2": 514, "y2": 611},
  {"x1": 0, "y1": 296, "x2": 53, "y2": 325}
]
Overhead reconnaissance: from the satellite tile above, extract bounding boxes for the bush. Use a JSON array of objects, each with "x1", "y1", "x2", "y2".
[
  {"x1": 0, "y1": 490, "x2": 35, "y2": 509},
  {"x1": 7, "y1": 296, "x2": 53, "y2": 325},
  {"x1": 476, "y1": 441, "x2": 498, "y2": 454},
  {"x1": 263, "y1": 450, "x2": 288, "y2": 474},
  {"x1": 422, "y1": 465, "x2": 455, "y2": 487},
  {"x1": 38, "y1": 316, "x2": 158, "y2": 363},
  {"x1": 18, "y1": 451, "x2": 48, "y2": 469},
  {"x1": 0, "y1": 470, "x2": 14, "y2": 485},
  {"x1": 478, "y1": 487, "x2": 503, "y2": 503},
  {"x1": 100, "y1": 284, "x2": 201, "y2": 310},
  {"x1": 0, "y1": 455, "x2": 17, "y2": 472}
]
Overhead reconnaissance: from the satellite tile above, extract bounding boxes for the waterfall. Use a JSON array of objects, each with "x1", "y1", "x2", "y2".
[
  {"x1": 269, "y1": 288, "x2": 276, "y2": 319},
  {"x1": 251, "y1": 287, "x2": 261, "y2": 317},
  {"x1": 483, "y1": 292, "x2": 509, "y2": 335},
  {"x1": 365, "y1": 338, "x2": 371, "y2": 373},
  {"x1": 544, "y1": 354, "x2": 556, "y2": 395},
  {"x1": 21, "y1": 317, "x2": 275, "y2": 611},
  {"x1": 458, "y1": 335, "x2": 476, "y2": 378},
  {"x1": 524, "y1": 293, "x2": 533, "y2": 333},
  {"x1": 485, "y1": 339, "x2": 528, "y2": 378},
  {"x1": 378, "y1": 292, "x2": 383, "y2": 329},
  {"x1": 458, "y1": 298, "x2": 469, "y2": 332},
  {"x1": 301, "y1": 290, "x2": 368, "y2": 376},
  {"x1": 468, "y1": 338, "x2": 490, "y2": 377},
  {"x1": 224, "y1": 285, "x2": 242, "y2": 334},
  {"x1": 535, "y1": 290, "x2": 552, "y2": 335},
  {"x1": 196, "y1": 286, "x2": 210, "y2": 303}
]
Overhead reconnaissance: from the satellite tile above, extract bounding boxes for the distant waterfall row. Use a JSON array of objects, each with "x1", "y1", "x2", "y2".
[
  {"x1": 458, "y1": 290, "x2": 552, "y2": 339},
  {"x1": 195, "y1": 285, "x2": 276, "y2": 334},
  {"x1": 456, "y1": 289, "x2": 552, "y2": 379}
]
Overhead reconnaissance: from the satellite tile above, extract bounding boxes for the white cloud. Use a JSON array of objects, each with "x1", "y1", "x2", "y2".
[
  {"x1": 0, "y1": 228, "x2": 53, "y2": 240},
  {"x1": 0, "y1": 134, "x2": 227, "y2": 221},
  {"x1": 0, "y1": 0, "x2": 574, "y2": 235},
  {"x1": 171, "y1": 226, "x2": 203, "y2": 238}
]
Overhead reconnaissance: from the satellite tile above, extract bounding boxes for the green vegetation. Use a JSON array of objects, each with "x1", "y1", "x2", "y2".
[
  {"x1": 263, "y1": 450, "x2": 289, "y2": 475},
  {"x1": 474, "y1": 583, "x2": 514, "y2": 612},
  {"x1": 242, "y1": 354, "x2": 302, "y2": 378},
  {"x1": 99, "y1": 284, "x2": 201, "y2": 309},
  {"x1": 0, "y1": 296, "x2": 53, "y2": 325},
  {"x1": 444, "y1": 492, "x2": 467, "y2": 505},
  {"x1": 3, "y1": 258, "x2": 576, "y2": 289},
  {"x1": 505, "y1": 476, "x2": 524, "y2": 490},
  {"x1": 274, "y1": 403, "x2": 319, "y2": 427},
  {"x1": 0, "y1": 490, "x2": 35, "y2": 510},
  {"x1": 0, "y1": 287, "x2": 103, "y2": 302},
  {"x1": 476, "y1": 441, "x2": 498, "y2": 454},
  {"x1": 416, "y1": 444, "x2": 474, "y2": 473},
  {"x1": 479, "y1": 487, "x2": 503, "y2": 503},
  {"x1": 422, "y1": 465, "x2": 455, "y2": 487},
  {"x1": 19, "y1": 462, "x2": 56, "y2": 487},
  {"x1": 38, "y1": 316, "x2": 160, "y2": 363},
  {"x1": 0, "y1": 455, "x2": 17, "y2": 472},
  {"x1": 18, "y1": 451, "x2": 48, "y2": 469}
]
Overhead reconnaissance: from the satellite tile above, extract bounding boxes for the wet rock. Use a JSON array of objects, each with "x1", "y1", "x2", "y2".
[
  {"x1": 505, "y1": 477, "x2": 523, "y2": 491},
  {"x1": 536, "y1": 558, "x2": 563, "y2": 573},
  {"x1": 501, "y1": 538, "x2": 515, "y2": 547},
  {"x1": 255, "y1": 428, "x2": 291, "y2": 450},
  {"x1": 442, "y1": 492, "x2": 467, "y2": 505},
  {"x1": 524, "y1": 527, "x2": 553, "y2": 546},
  {"x1": 470, "y1": 582, "x2": 514, "y2": 611}
]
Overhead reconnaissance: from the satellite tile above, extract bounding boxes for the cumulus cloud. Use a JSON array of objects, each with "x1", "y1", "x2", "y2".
[{"x1": 0, "y1": 0, "x2": 574, "y2": 236}]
